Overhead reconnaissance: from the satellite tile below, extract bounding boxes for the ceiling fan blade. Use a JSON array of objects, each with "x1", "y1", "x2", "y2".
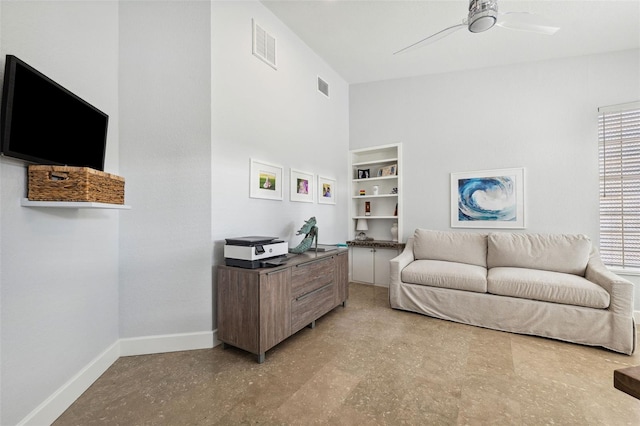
[
  {"x1": 496, "y1": 12, "x2": 560, "y2": 35},
  {"x1": 393, "y1": 22, "x2": 466, "y2": 55}
]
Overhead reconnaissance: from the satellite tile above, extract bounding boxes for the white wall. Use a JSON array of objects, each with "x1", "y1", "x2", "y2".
[
  {"x1": 350, "y1": 48, "x2": 640, "y2": 307},
  {"x1": 210, "y1": 0, "x2": 350, "y2": 320},
  {"x1": 0, "y1": 2, "x2": 120, "y2": 425},
  {"x1": 118, "y1": 1, "x2": 213, "y2": 338}
]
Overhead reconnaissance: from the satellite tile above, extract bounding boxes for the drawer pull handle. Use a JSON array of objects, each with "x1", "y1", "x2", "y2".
[{"x1": 295, "y1": 282, "x2": 332, "y2": 301}]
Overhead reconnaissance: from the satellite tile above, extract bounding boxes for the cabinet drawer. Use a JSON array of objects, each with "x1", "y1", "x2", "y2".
[
  {"x1": 291, "y1": 257, "x2": 335, "y2": 298},
  {"x1": 291, "y1": 281, "x2": 335, "y2": 333}
]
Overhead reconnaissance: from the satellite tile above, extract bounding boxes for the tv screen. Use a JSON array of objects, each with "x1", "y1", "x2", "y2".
[{"x1": 1, "y1": 55, "x2": 108, "y2": 171}]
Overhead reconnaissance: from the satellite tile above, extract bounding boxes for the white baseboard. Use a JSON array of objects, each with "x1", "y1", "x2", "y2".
[
  {"x1": 18, "y1": 330, "x2": 218, "y2": 426},
  {"x1": 120, "y1": 330, "x2": 216, "y2": 356},
  {"x1": 18, "y1": 341, "x2": 120, "y2": 426}
]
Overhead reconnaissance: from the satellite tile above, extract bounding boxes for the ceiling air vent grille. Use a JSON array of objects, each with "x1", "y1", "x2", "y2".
[
  {"x1": 252, "y1": 19, "x2": 277, "y2": 70},
  {"x1": 318, "y1": 76, "x2": 329, "y2": 97}
]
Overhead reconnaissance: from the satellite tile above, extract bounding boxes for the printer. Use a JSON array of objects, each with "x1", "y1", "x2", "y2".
[{"x1": 224, "y1": 236, "x2": 289, "y2": 269}]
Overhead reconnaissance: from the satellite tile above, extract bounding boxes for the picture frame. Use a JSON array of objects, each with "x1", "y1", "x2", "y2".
[
  {"x1": 357, "y1": 169, "x2": 370, "y2": 179},
  {"x1": 380, "y1": 164, "x2": 397, "y2": 177},
  {"x1": 249, "y1": 158, "x2": 283, "y2": 200},
  {"x1": 318, "y1": 176, "x2": 336, "y2": 205},
  {"x1": 450, "y1": 167, "x2": 525, "y2": 229},
  {"x1": 290, "y1": 169, "x2": 314, "y2": 203}
]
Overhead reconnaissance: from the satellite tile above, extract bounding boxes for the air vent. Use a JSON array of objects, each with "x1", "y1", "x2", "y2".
[
  {"x1": 317, "y1": 76, "x2": 329, "y2": 97},
  {"x1": 252, "y1": 19, "x2": 277, "y2": 70}
]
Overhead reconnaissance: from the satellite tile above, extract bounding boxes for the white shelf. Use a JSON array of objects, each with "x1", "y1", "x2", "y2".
[
  {"x1": 352, "y1": 157, "x2": 398, "y2": 167},
  {"x1": 352, "y1": 194, "x2": 398, "y2": 199},
  {"x1": 353, "y1": 175, "x2": 397, "y2": 183},
  {"x1": 21, "y1": 198, "x2": 131, "y2": 210},
  {"x1": 353, "y1": 215, "x2": 398, "y2": 219}
]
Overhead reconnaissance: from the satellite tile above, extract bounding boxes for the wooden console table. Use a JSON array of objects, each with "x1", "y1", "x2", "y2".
[{"x1": 217, "y1": 249, "x2": 348, "y2": 363}]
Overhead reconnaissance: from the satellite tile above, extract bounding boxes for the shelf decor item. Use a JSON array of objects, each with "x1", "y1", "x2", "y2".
[
  {"x1": 359, "y1": 189, "x2": 366, "y2": 196},
  {"x1": 250, "y1": 158, "x2": 283, "y2": 200},
  {"x1": 390, "y1": 222, "x2": 398, "y2": 242},
  {"x1": 289, "y1": 216, "x2": 318, "y2": 254},
  {"x1": 365, "y1": 201, "x2": 371, "y2": 216},
  {"x1": 355, "y1": 218, "x2": 369, "y2": 240},
  {"x1": 450, "y1": 167, "x2": 525, "y2": 229},
  {"x1": 290, "y1": 169, "x2": 314, "y2": 203},
  {"x1": 380, "y1": 164, "x2": 397, "y2": 176},
  {"x1": 318, "y1": 176, "x2": 336, "y2": 204},
  {"x1": 373, "y1": 185, "x2": 379, "y2": 195},
  {"x1": 357, "y1": 169, "x2": 370, "y2": 179},
  {"x1": 28, "y1": 165, "x2": 125, "y2": 204}
]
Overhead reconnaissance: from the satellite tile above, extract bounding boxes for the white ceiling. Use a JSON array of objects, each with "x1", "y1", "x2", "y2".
[{"x1": 260, "y1": 0, "x2": 640, "y2": 84}]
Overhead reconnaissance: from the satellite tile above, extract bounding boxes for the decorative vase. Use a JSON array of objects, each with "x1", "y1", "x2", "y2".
[
  {"x1": 390, "y1": 222, "x2": 398, "y2": 242},
  {"x1": 373, "y1": 185, "x2": 379, "y2": 196}
]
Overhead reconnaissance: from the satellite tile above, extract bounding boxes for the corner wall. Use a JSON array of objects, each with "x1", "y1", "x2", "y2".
[
  {"x1": 0, "y1": 2, "x2": 120, "y2": 425},
  {"x1": 118, "y1": 2, "x2": 213, "y2": 338}
]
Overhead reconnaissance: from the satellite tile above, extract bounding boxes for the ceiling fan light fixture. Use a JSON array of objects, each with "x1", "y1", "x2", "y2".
[
  {"x1": 468, "y1": 13, "x2": 497, "y2": 33},
  {"x1": 468, "y1": 0, "x2": 498, "y2": 33}
]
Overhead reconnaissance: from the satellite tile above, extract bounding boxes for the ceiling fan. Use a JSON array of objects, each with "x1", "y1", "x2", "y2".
[{"x1": 393, "y1": 0, "x2": 560, "y2": 55}]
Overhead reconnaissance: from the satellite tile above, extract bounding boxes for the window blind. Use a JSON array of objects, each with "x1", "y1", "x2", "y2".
[{"x1": 599, "y1": 101, "x2": 640, "y2": 267}]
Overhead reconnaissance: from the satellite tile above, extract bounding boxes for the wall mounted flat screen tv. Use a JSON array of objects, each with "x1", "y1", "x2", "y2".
[{"x1": 1, "y1": 55, "x2": 108, "y2": 171}]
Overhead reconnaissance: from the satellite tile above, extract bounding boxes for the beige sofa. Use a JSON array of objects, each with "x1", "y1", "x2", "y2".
[{"x1": 389, "y1": 229, "x2": 636, "y2": 355}]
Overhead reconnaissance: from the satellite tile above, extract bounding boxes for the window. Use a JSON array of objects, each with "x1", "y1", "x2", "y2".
[{"x1": 599, "y1": 101, "x2": 640, "y2": 267}]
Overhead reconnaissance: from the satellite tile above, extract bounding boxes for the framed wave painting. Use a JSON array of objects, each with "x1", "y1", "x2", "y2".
[{"x1": 450, "y1": 168, "x2": 525, "y2": 229}]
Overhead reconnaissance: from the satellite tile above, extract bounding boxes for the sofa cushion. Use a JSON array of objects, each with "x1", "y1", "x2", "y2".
[
  {"x1": 413, "y1": 229, "x2": 487, "y2": 267},
  {"x1": 487, "y1": 232, "x2": 591, "y2": 276},
  {"x1": 487, "y1": 267, "x2": 610, "y2": 309},
  {"x1": 402, "y1": 259, "x2": 488, "y2": 293}
]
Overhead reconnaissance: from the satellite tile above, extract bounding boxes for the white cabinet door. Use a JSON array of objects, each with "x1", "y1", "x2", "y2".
[
  {"x1": 374, "y1": 248, "x2": 399, "y2": 287},
  {"x1": 351, "y1": 247, "x2": 374, "y2": 283}
]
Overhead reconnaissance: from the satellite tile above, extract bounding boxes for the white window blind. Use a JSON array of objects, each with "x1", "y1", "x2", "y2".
[{"x1": 599, "y1": 101, "x2": 640, "y2": 267}]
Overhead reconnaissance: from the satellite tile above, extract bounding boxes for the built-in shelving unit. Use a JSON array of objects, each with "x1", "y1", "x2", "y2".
[
  {"x1": 21, "y1": 198, "x2": 131, "y2": 210},
  {"x1": 349, "y1": 143, "x2": 402, "y2": 241},
  {"x1": 348, "y1": 143, "x2": 403, "y2": 287}
]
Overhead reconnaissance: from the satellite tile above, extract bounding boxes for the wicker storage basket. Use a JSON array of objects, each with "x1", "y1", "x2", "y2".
[{"x1": 28, "y1": 165, "x2": 125, "y2": 204}]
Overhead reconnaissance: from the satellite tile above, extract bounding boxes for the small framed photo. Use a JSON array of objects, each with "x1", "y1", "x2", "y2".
[
  {"x1": 318, "y1": 176, "x2": 336, "y2": 205},
  {"x1": 380, "y1": 164, "x2": 397, "y2": 177},
  {"x1": 357, "y1": 169, "x2": 370, "y2": 179},
  {"x1": 290, "y1": 169, "x2": 314, "y2": 203},
  {"x1": 249, "y1": 158, "x2": 283, "y2": 200}
]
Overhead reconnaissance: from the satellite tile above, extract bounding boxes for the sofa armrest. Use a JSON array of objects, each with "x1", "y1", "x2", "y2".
[
  {"x1": 585, "y1": 248, "x2": 634, "y2": 316},
  {"x1": 390, "y1": 237, "x2": 415, "y2": 286}
]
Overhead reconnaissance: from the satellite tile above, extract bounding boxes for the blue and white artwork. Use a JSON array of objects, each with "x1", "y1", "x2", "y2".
[
  {"x1": 458, "y1": 175, "x2": 516, "y2": 221},
  {"x1": 451, "y1": 168, "x2": 525, "y2": 229}
]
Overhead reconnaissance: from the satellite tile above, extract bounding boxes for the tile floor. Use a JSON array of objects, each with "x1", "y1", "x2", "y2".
[{"x1": 54, "y1": 283, "x2": 640, "y2": 425}]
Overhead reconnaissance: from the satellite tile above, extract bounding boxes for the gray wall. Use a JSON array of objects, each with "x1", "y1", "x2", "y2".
[{"x1": 0, "y1": 2, "x2": 120, "y2": 425}]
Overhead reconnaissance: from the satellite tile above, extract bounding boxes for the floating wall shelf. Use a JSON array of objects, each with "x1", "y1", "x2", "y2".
[{"x1": 21, "y1": 198, "x2": 131, "y2": 210}]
